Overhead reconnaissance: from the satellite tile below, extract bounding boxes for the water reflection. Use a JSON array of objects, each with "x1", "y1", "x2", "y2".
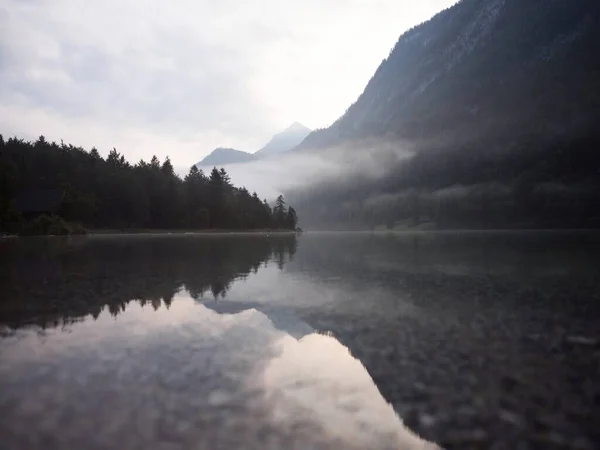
[
  {"x1": 286, "y1": 231, "x2": 600, "y2": 279},
  {"x1": 264, "y1": 332, "x2": 439, "y2": 449},
  {"x1": 0, "y1": 294, "x2": 439, "y2": 449},
  {"x1": 2, "y1": 232, "x2": 598, "y2": 448},
  {"x1": 0, "y1": 234, "x2": 297, "y2": 329}
]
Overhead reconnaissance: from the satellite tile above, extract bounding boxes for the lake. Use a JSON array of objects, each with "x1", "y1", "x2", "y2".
[{"x1": 1, "y1": 231, "x2": 599, "y2": 449}]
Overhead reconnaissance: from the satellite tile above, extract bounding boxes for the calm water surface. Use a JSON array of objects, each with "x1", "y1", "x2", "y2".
[{"x1": 1, "y1": 232, "x2": 599, "y2": 449}]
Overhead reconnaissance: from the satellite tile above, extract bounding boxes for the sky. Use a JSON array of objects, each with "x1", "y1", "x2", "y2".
[{"x1": 0, "y1": 0, "x2": 458, "y2": 168}]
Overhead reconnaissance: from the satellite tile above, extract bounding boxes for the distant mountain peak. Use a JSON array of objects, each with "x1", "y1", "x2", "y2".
[
  {"x1": 285, "y1": 122, "x2": 310, "y2": 133},
  {"x1": 195, "y1": 123, "x2": 312, "y2": 167},
  {"x1": 213, "y1": 147, "x2": 238, "y2": 152},
  {"x1": 254, "y1": 123, "x2": 312, "y2": 156},
  {"x1": 196, "y1": 147, "x2": 255, "y2": 167}
]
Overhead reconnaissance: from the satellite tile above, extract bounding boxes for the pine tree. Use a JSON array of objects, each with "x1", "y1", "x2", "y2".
[
  {"x1": 161, "y1": 156, "x2": 175, "y2": 177},
  {"x1": 286, "y1": 206, "x2": 298, "y2": 230},
  {"x1": 209, "y1": 167, "x2": 222, "y2": 185},
  {"x1": 263, "y1": 199, "x2": 273, "y2": 228},
  {"x1": 219, "y1": 168, "x2": 232, "y2": 188},
  {"x1": 150, "y1": 155, "x2": 161, "y2": 169},
  {"x1": 273, "y1": 195, "x2": 287, "y2": 228},
  {"x1": 185, "y1": 165, "x2": 200, "y2": 183},
  {"x1": 90, "y1": 147, "x2": 102, "y2": 161}
]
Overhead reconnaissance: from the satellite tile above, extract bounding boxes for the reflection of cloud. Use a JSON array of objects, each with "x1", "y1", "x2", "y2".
[
  {"x1": 201, "y1": 299, "x2": 314, "y2": 340},
  {"x1": 264, "y1": 332, "x2": 440, "y2": 449},
  {"x1": 202, "y1": 299, "x2": 439, "y2": 448},
  {"x1": 0, "y1": 297, "x2": 439, "y2": 449}
]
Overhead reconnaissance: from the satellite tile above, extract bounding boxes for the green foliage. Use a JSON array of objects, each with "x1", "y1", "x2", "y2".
[
  {"x1": 0, "y1": 141, "x2": 20, "y2": 233},
  {"x1": 19, "y1": 214, "x2": 87, "y2": 236},
  {"x1": 59, "y1": 188, "x2": 98, "y2": 223},
  {"x1": 1, "y1": 136, "x2": 300, "y2": 232},
  {"x1": 0, "y1": 201, "x2": 20, "y2": 234},
  {"x1": 273, "y1": 195, "x2": 287, "y2": 228},
  {"x1": 286, "y1": 206, "x2": 299, "y2": 230},
  {"x1": 188, "y1": 207, "x2": 210, "y2": 229},
  {"x1": 69, "y1": 222, "x2": 88, "y2": 235}
]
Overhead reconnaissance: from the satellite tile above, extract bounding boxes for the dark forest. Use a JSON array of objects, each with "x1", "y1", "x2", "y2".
[{"x1": 0, "y1": 135, "x2": 299, "y2": 234}]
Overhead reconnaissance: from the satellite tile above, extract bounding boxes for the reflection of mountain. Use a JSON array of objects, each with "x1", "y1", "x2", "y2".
[
  {"x1": 0, "y1": 234, "x2": 298, "y2": 328},
  {"x1": 0, "y1": 296, "x2": 439, "y2": 449},
  {"x1": 280, "y1": 232, "x2": 600, "y2": 450},
  {"x1": 201, "y1": 300, "x2": 314, "y2": 340},
  {"x1": 264, "y1": 330, "x2": 440, "y2": 450},
  {"x1": 2, "y1": 232, "x2": 596, "y2": 448},
  {"x1": 198, "y1": 302, "x2": 424, "y2": 446}
]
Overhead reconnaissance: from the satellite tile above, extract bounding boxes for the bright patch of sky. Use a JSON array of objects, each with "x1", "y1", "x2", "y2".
[{"x1": 0, "y1": 0, "x2": 458, "y2": 168}]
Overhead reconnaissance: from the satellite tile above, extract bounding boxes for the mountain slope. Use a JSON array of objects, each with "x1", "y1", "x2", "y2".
[
  {"x1": 197, "y1": 148, "x2": 255, "y2": 167},
  {"x1": 290, "y1": 0, "x2": 600, "y2": 229},
  {"x1": 254, "y1": 122, "x2": 311, "y2": 157},
  {"x1": 298, "y1": 0, "x2": 600, "y2": 151}
]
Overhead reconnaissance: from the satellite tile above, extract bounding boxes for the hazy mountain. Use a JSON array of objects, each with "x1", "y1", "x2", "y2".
[
  {"x1": 196, "y1": 123, "x2": 311, "y2": 167},
  {"x1": 196, "y1": 148, "x2": 256, "y2": 167},
  {"x1": 289, "y1": 0, "x2": 600, "y2": 229},
  {"x1": 254, "y1": 122, "x2": 311, "y2": 157},
  {"x1": 297, "y1": 0, "x2": 599, "y2": 151}
]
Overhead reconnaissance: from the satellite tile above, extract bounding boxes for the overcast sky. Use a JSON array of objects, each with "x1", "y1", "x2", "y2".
[{"x1": 1, "y1": 0, "x2": 457, "y2": 167}]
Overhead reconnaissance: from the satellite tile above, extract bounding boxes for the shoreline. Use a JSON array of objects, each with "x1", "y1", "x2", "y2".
[
  {"x1": 87, "y1": 228, "x2": 299, "y2": 235},
  {"x1": 0, "y1": 229, "x2": 300, "y2": 239},
  {"x1": 4, "y1": 228, "x2": 600, "y2": 239}
]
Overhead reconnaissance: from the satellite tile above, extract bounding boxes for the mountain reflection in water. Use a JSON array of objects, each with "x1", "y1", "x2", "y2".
[
  {"x1": 0, "y1": 295, "x2": 438, "y2": 449},
  {"x1": 2, "y1": 232, "x2": 599, "y2": 449},
  {"x1": 0, "y1": 235, "x2": 439, "y2": 449}
]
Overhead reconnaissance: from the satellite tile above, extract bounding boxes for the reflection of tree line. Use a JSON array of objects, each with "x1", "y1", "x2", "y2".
[{"x1": 0, "y1": 235, "x2": 297, "y2": 329}]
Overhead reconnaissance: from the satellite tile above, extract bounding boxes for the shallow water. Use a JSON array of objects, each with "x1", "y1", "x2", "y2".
[{"x1": 1, "y1": 232, "x2": 599, "y2": 449}]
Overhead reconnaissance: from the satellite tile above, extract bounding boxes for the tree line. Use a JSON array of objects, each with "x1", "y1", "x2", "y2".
[
  {"x1": 0, "y1": 135, "x2": 300, "y2": 233},
  {"x1": 289, "y1": 134, "x2": 600, "y2": 230}
]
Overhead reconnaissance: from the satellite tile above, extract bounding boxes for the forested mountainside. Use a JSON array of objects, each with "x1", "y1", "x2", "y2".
[
  {"x1": 197, "y1": 148, "x2": 256, "y2": 167},
  {"x1": 197, "y1": 122, "x2": 311, "y2": 167},
  {"x1": 0, "y1": 135, "x2": 299, "y2": 234},
  {"x1": 290, "y1": 0, "x2": 600, "y2": 229}
]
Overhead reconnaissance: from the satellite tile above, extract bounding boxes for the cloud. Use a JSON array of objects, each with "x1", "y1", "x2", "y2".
[
  {"x1": 216, "y1": 137, "x2": 415, "y2": 200},
  {"x1": 0, "y1": 0, "x2": 457, "y2": 173}
]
